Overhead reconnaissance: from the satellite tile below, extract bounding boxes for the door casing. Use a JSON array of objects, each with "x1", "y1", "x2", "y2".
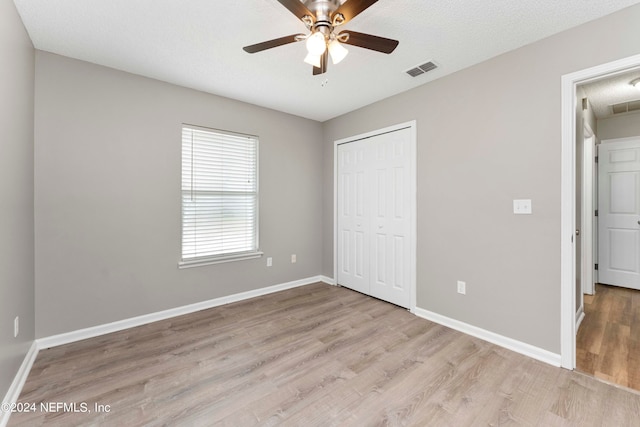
[{"x1": 561, "y1": 53, "x2": 640, "y2": 369}]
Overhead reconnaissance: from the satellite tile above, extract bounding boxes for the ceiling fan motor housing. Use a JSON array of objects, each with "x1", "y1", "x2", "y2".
[{"x1": 304, "y1": 0, "x2": 341, "y2": 27}]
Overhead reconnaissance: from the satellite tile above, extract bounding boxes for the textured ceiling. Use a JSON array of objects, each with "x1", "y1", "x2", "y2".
[
  {"x1": 581, "y1": 68, "x2": 640, "y2": 119},
  {"x1": 13, "y1": 0, "x2": 640, "y2": 122}
]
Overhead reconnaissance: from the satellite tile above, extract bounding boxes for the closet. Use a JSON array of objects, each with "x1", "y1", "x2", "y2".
[{"x1": 336, "y1": 124, "x2": 415, "y2": 308}]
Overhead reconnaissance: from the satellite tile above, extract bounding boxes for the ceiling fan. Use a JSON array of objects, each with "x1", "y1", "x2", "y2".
[{"x1": 243, "y1": 0, "x2": 399, "y2": 75}]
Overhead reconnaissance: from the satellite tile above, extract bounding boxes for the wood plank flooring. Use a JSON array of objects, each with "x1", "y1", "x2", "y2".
[
  {"x1": 577, "y1": 283, "x2": 640, "y2": 391},
  {"x1": 9, "y1": 283, "x2": 640, "y2": 426}
]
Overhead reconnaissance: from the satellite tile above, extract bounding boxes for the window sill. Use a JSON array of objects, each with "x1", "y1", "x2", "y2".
[{"x1": 178, "y1": 251, "x2": 263, "y2": 269}]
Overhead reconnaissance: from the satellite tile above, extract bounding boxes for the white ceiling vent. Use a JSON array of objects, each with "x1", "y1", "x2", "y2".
[
  {"x1": 406, "y1": 61, "x2": 438, "y2": 77},
  {"x1": 611, "y1": 100, "x2": 640, "y2": 115}
]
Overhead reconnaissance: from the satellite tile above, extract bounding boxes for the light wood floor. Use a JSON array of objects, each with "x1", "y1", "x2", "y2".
[
  {"x1": 577, "y1": 283, "x2": 640, "y2": 391},
  {"x1": 10, "y1": 283, "x2": 640, "y2": 426}
]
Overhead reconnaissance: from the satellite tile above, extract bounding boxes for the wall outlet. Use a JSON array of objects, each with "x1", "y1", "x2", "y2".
[
  {"x1": 266, "y1": 257, "x2": 272, "y2": 267},
  {"x1": 457, "y1": 281, "x2": 466, "y2": 295},
  {"x1": 291, "y1": 254, "x2": 297, "y2": 263},
  {"x1": 513, "y1": 199, "x2": 532, "y2": 214},
  {"x1": 14, "y1": 316, "x2": 19, "y2": 338}
]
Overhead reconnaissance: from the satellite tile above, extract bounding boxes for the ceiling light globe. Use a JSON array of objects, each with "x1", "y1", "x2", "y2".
[
  {"x1": 304, "y1": 53, "x2": 322, "y2": 68},
  {"x1": 328, "y1": 40, "x2": 348, "y2": 64},
  {"x1": 306, "y1": 32, "x2": 327, "y2": 55}
]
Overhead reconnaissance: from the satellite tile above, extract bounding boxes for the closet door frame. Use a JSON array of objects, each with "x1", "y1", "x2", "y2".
[{"x1": 333, "y1": 120, "x2": 417, "y2": 312}]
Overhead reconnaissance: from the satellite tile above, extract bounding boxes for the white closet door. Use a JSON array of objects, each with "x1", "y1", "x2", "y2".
[
  {"x1": 369, "y1": 128, "x2": 412, "y2": 308},
  {"x1": 337, "y1": 126, "x2": 413, "y2": 308},
  {"x1": 337, "y1": 140, "x2": 370, "y2": 294}
]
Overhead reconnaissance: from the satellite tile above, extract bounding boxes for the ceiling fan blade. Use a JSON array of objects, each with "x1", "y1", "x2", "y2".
[
  {"x1": 276, "y1": 0, "x2": 315, "y2": 22},
  {"x1": 332, "y1": 0, "x2": 378, "y2": 25},
  {"x1": 313, "y1": 51, "x2": 329, "y2": 75},
  {"x1": 340, "y1": 31, "x2": 399, "y2": 54},
  {"x1": 243, "y1": 34, "x2": 303, "y2": 53}
]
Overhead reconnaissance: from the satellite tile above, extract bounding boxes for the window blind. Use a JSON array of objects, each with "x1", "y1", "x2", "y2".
[{"x1": 181, "y1": 125, "x2": 258, "y2": 262}]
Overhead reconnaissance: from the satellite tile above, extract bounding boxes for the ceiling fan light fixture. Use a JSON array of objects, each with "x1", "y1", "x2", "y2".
[
  {"x1": 306, "y1": 31, "x2": 327, "y2": 55},
  {"x1": 304, "y1": 52, "x2": 322, "y2": 68},
  {"x1": 328, "y1": 39, "x2": 348, "y2": 64},
  {"x1": 242, "y1": 0, "x2": 399, "y2": 76}
]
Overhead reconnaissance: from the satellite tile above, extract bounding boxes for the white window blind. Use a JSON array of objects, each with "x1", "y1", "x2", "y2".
[{"x1": 181, "y1": 125, "x2": 258, "y2": 264}]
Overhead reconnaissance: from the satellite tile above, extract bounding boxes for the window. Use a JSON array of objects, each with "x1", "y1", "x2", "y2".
[{"x1": 180, "y1": 125, "x2": 260, "y2": 267}]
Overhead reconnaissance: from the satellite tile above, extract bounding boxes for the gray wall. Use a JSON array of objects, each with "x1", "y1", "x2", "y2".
[
  {"x1": 322, "y1": 4, "x2": 640, "y2": 353},
  {"x1": 0, "y1": 0, "x2": 35, "y2": 399},
  {"x1": 597, "y1": 111, "x2": 640, "y2": 140},
  {"x1": 35, "y1": 52, "x2": 323, "y2": 338}
]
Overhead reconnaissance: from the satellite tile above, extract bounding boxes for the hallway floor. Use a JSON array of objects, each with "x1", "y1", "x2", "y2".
[{"x1": 576, "y1": 283, "x2": 640, "y2": 391}]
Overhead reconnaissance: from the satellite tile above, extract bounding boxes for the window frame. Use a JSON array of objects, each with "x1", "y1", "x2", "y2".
[{"x1": 179, "y1": 124, "x2": 262, "y2": 268}]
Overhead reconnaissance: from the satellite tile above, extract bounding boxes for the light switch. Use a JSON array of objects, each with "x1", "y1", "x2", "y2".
[{"x1": 513, "y1": 199, "x2": 532, "y2": 214}]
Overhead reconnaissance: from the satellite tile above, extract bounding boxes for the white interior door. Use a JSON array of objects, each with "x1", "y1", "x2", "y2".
[
  {"x1": 581, "y1": 132, "x2": 596, "y2": 296},
  {"x1": 369, "y1": 129, "x2": 412, "y2": 308},
  {"x1": 337, "y1": 126, "x2": 413, "y2": 308},
  {"x1": 337, "y1": 140, "x2": 369, "y2": 294},
  {"x1": 598, "y1": 138, "x2": 640, "y2": 290}
]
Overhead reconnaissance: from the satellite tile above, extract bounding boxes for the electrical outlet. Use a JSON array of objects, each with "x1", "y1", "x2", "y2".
[
  {"x1": 513, "y1": 199, "x2": 532, "y2": 214},
  {"x1": 266, "y1": 257, "x2": 272, "y2": 267},
  {"x1": 291, "y1": 254, "x2": 296, "y2": 263},
  {"x1": 14, "y1": 316, "x2": 19, "y2": 338},
  {"x1": 457, "y1": 281, "x2": 466, "y2": 295}
]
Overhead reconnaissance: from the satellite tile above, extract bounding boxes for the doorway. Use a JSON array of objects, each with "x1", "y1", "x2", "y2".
[{"x1": 561, "y1": 53, "x2": 640, "y2": 370}]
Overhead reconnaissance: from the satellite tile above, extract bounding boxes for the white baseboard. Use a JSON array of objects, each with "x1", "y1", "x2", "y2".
[
  {"x1": 1, "y1": 341, "x2": 39, "y2": 427},
  {"x1": 413, "y1": 307, "x2": 561, "y2": 367},
  {"x1": 319, "y1": 275, "x2": 335, "y2": 285},
  {"x1": 8, "y1": 278, "x2": 562, "y2": 427},
  {"x1": 37, "y1": 275, "x2": 325, "y2": 350}
]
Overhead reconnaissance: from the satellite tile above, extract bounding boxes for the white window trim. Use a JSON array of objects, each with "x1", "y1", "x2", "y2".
[
  {"x1": 179, "y1": 124, "x2": 261, "y2": 267},
  {"x1": 178, "y1": 251, "x2": 263, "y2": 269}
]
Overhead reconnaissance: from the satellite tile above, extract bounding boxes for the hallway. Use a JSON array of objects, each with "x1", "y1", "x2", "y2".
[{"x1": 576, "y1": 284, "x2": 640, "y2": 391}]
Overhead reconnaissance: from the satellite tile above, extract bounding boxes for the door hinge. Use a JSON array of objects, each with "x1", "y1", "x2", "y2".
[
  {"x1": 595, "y1": 156, "x2": 598, "y2": 163},
  {"x1": 595, "y1": 264, "x2": 598, "y2": 270},
  {"x1": 595, "y1": 209, "x2": 598, "y2": 217}
]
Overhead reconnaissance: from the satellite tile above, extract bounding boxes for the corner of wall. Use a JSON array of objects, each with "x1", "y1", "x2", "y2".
[{"x1": 0, "y1": 0, "x2": 36, "y2": 410}]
